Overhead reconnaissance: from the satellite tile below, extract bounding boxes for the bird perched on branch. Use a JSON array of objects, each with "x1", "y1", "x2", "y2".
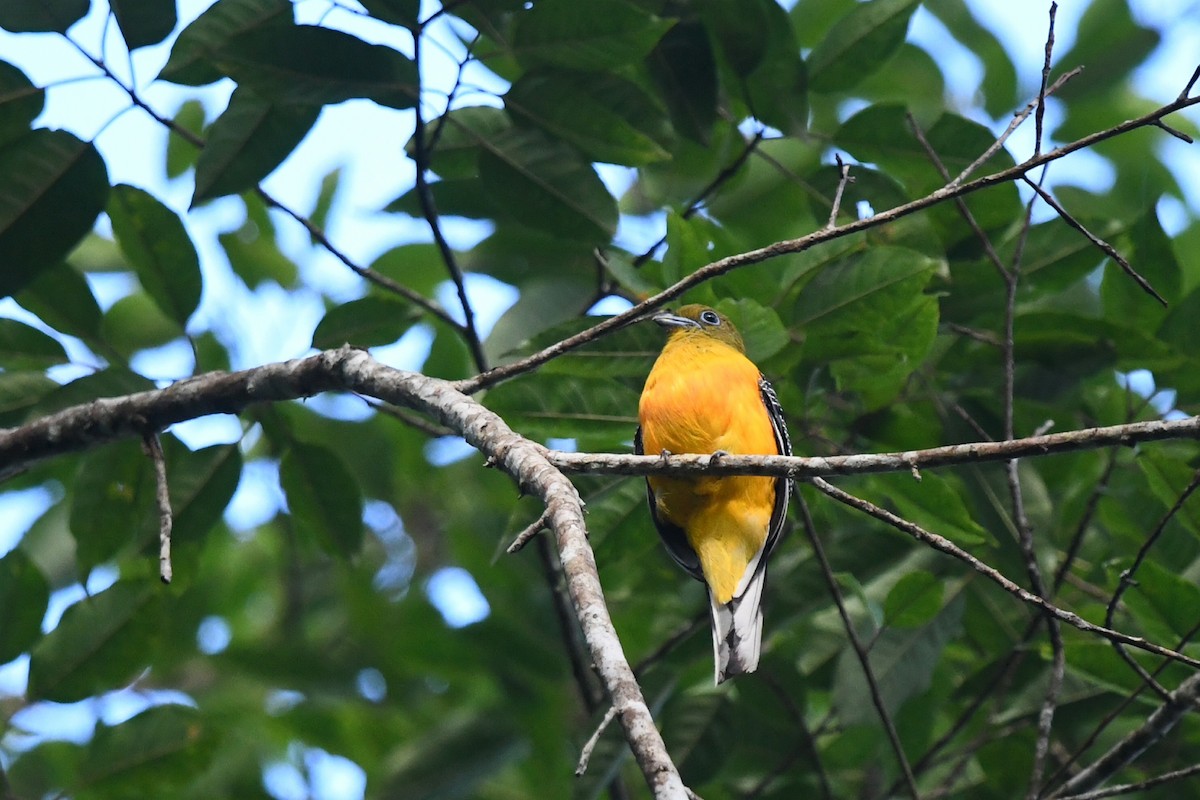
[{"x1": 637, "y1": 304, "x2": 792, "y2": 684}]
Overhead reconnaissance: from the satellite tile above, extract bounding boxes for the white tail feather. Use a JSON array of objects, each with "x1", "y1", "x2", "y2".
[{"x1": 711, "y1": 553, "x2": 769, "y2": 683}]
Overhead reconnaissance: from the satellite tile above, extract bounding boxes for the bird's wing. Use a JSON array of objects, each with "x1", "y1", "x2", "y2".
[
  {"x1": 635, "y1": 425, "x2": 704, "y2": 581},
  {"x1": 758, "y1": 375, "x2": 792, "y2": 557}
]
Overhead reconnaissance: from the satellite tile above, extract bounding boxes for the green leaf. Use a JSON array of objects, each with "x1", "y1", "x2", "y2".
[
  {"x1": 27, "y1": 580, "x2": 161, "y2": 702},
  {"x1": 279, "y1": 442, "x2": 364, "y2": 556},
  {"x1": 0, "y1": 0, "x2": 87, "y2": 33},
  {"x1": 505, "y1": 70, "x2": 670, "y2": 166},
  {"x1": 483, "y1": 275, "x2": 594, "y2": 362},
  {"x1": 1126, "y1": 561, "x2": 1200, "y2": 642},
  {"x1": 218, "y1": 193, "x2": 298, "y2": 288},
  {"x1": 32, "y1": 367, "x2": 154, "y2": 417},
  {"x1": 1054, "y1": 0, "x2": 1159, "y2": 101},
  {"x1": 165, "y1": 100, "x2": 206, "y2": 179},
  {"x1": 833, "y1": 593, "x2": 963, "y2": 724},
  {"x1": 1101, "y1": 211, "x2": 1180, "y2": 329},
  {"x1": 484, "y1": 375, "x2": 638, "y2": 450},
  {"x1": 0, "y1": 60, "x2": 44, "y2": 147},
  {"x1": 479, "y1": 127, "x2": 617, "y2": 241},
  {"x1": 0, "y1": 371, "x2": 59, "y2": 426},
  {"x1": 869, "y1": 473, "x2": 990, "y2": 548},
  {"x1": 79, "y1": 705, "x2": 215, "y2": 795},
  {"x1": 404, "y1": 106, "x2": 511, "y2": 181},
  {"x1": 69, "y1": 440, "x2": 154, "y2": 571},
  {"x1": 700, "y1": 0, "x2": 769, "y2": 76},
  {"x1": 646, "y1": 21, "x2": 717, "y2": 144},
  {"x1": 108, "y1": 184, "x2": 202, "y2": 326},
  {"x1": 0, "y1": 548, "x2": 50, "y2": 661},
  {"x1": 215, "y1": 25, "x2": 418, "y2": 109},
  {"x1": 159, "y1": 0, "x2": 294, "y2": 86},
  {"x1": 111, "y1": 0, "x2": 177, "y2": 49},
  {"x1": 714, "y1": 297, "x2": 788, "y2": 363},
  {"x1": 883, "y1": 571, "x2": 944, "y2": 628},
  {"x1": 808, "y1": 0, "x2": 920, "y2": 93},
  {"x1": 0, "y1": 129, "x2": 109, "y2": 298},
  {"x1": 102, "y1": 291, "x2": 182, "y2": 356},
  {"x1": 312, "y1": 296, "x2": 421, "y2": 349},
  {"x1": 511, "y1": 0, "x2": 673, "y2": 71},
  {"x1": 737, "y1": 0, "x2": 808, "y2": 135},
  {"x1": 193, "y1": 87, "x2": 320, "y2": 204},
  {"x1": 923, "y1": 0, "x2": 1017, "y2": 117},
  {"x1": 168, "y1": 442, "x2": 243, "y2": 548},
  {"x1": 0, "y1": 318, "x2": 68, "y2": 369}
]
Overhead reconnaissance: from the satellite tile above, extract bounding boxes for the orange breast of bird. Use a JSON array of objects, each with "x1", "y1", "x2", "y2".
[{"x1": 638, "y1": 336, "x2": 780, "y2": 604}]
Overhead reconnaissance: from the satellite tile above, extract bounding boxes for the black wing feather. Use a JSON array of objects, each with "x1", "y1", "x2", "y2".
[
  {"x1": 635, "y1": 426, "x2": 704, "y2": 580},
  {"x1": 758, "y1": 375, "x2": 792, "y2": 559}
]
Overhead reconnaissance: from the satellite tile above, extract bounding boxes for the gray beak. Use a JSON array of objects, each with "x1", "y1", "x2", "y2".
[{"x1": 652, "y1": 312, "x2": 700, "y2": 329}]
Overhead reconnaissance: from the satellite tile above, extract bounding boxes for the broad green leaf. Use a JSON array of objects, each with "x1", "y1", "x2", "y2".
[
  {"x1": 714, "y1": 297, "x2": 788, "y2": 363},
  {"x1": 369, "y1": 242, "x2": 448, "y2": 298},
  {"x1": 193, "y1": 87, "x2": 320, "y2": 204},
  {"x1": 69, "y1": 440, "x2": 154, "y2": 570},
  {"x1": 165, "y1": 100, "x2": 206, "y2": 179},
  {"x1": 484, "y1": 375, "x2": 638, "y2": 450},
  {"x1": 660, "y1": 688, "x2": 729, "y2": 785},
  {"x1": 27, "y1": 580, "x2": 161, "y2": 702},
  {"x1": 79, "y1": 705, "x2": 215, "y2": 795},
  {"x1": 483, "y1": 274, "x2": 593, "y2": 362},
  {"x1": 404, "y1": 106, "x2": 511, "y2": 181},
  {"x1": 218, "y1": 193, "x2": 298, "y2": 288},
  {"x1": 379, "y1": 713, "x2": 526, "y2": 799},
  {"x1": 1100, "y1": 211, "x2": 1180, "y2": 329},
  {"x1": 646, "y1": 21, "x2": 717, "y2": 144},
  {"x1": 386, "y1": 177, "x2": 496, "y2": 220},
  {"x1": 111, "y1": 0, "x2": 177, "y2": 49},
  {"x1": 0, "y1": 60, "x2": 43, "y2": 147},
  {"x1": 0, "y1": 548, "x2": 50, "y2": 661},
  {"x1": 8, "y1": 742, "x2": 84, "y2": 800},
  {"x1": 511, "y1": 0, "x2": 673, "y2": 71},
  {"x1": 215, "y1": 25, "x2": 418, "y2": 109},
  {"x1": 1136, "y1": 451, "x2": 1200, "y2": 538},
  {"x1": 498, "y1": 315, "x2": 659, "y2": 379},
  {"x1": 738, "y1": 0, "x2": 808, "y2": 135},
  {"x1": 1125, "y1": 561, "x2": 1200, "y2": 643},
  {"x1": 808, "y1": 0, "x2": 919, "y2": 93},
  {"x1": 280, "y1": 442, "x2": 364, "y2": 556},
  {"x1": 0, "y1": 0, "x2": 87, "y2": 33},
  {"x1": 867, "y1": 472, "x2": 990, "y2": 548},
  {"x1": 662, "y1": 211, "x2": 712, "y2": 286},
  {"x1": 102, "y1": 291, "x2": 182, "y2": 356},
  {"x1": 505, "y1": 70, "x2": 670, "y2": 166},
  {"x1": 311, "y1": 296, "x2": 421, "y2": 349},
  {"x1": 700, "y1": 0, "x2": 769, "y2": 76},
  {"x1": 833, "y1": 593, "x2": 963, "y2": 725},
  {"x1": 107, "y1": 185, "x2": 202, "y2": 326},
  {"x1": 1054, "y1": 0, "x2": 1159, "y2": 101},
  {"x1": 0, "y1": 371, "x2": 58, "y2": 426},
  {"x1": 883, "y1": 570, "x2": 944, "y2": 628},
  {"x1": 479, "y1": 127, "x2": 617, "y2": 241},
  {"x1": 0, "y1": 318, "x2": 67, "y2": 368},
  {"x1": 30, "y1": 368, "x2": 154, "y2": 418},
  {"x1": 0, "y1": 129, "x2": 109, "y2": 298},
  {"x1": 168, "y1": 442, "x2": 243, "y2": 547},
  {"x1": 158, "y1": 0, "x2": 294, "y2": 86}
]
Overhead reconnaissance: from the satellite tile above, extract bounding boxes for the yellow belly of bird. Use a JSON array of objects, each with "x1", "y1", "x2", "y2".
[{"x1": 639, "y1": 344, "x2": 779, "y2": 604}]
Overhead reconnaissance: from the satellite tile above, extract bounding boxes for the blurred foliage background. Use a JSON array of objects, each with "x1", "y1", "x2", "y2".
[{"x1": 1, "y1": 0, "x2": 1200, "y2": 798}]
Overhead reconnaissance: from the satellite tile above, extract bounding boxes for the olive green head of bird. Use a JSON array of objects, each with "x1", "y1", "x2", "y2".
[{"x1": 651, "y1": 304, "x2": 745, "y2": 353}]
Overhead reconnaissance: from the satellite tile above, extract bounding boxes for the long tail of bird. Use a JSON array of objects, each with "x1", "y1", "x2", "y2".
[{"x1": 710, "y1": 554, "x2": 769, "y2": 683}]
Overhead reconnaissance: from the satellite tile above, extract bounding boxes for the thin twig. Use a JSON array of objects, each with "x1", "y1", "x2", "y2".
[
  {"x1": 797, "y1": 496, "x2": 921, "y2": 799},
  {"x1": 1034, "y1": 4, "x2": 1058, "y2": 158},
  {"x1": 1021, "y1": 178, "x2": 1167, "y2": 306},
  {"x1": 577, "y1": 705, "x2": 620, "y2": 776},
  {"x1": 1055, "y1": 762, "x2": 1200, "y2": 800},
  {"x1": 825, "y1": 154, "x2": 854, "y2": 230},
  {"x1": 809, "y1": 477, "x2": 1200, "y2": 670},
  {"x1": 507, "y1": 509, "x2": 551, "y2": 554},
  {"x1": 1103, "y1": 469, "x2": 1200, "y2": 700},
  {"x1": 1178, "y1": 64, "x2": 1200, "y2": 102},
  {"x1": 142, "y1": 434, "x2": 173, "y2": 584}
]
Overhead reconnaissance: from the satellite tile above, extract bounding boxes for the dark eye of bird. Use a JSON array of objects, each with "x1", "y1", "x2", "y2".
[{"x1": 700, "y1": 310, "x2": 720, "y2": 325}]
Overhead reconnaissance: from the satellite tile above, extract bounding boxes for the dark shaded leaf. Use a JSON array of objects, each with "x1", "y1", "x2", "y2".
[
  {"x1": 159, "y1": 0, "x2": 294, "y2": 86},
  {"x1": 808, "y1": 0, "x2": 919, "y2": 93},
  {"x1": 111, "y1": 0, "x2": 177, "y2": 49},
  {"x1": 0, "y1": 318, "x2": 68, "y2": 369},
  {"x1": 646, "y1": 21, "x2": 717, "y2": 144},
  {"x1": 280, "y1": 442, "x2": 364, "y2": 556},
  {"x1": 27, "y1": 580, "x2": 161, "y2": 702},
  {"x1": 883, "y1": 570, "x2": 944, "y2": 628},
  {"x1": 216, "y1": 25, "x2": 418, "y2": 109},
  {"x1": 0, "y1": 130, "x2": 109, "y2": 298},
  {"x1": 0, "y1": 60, "x2": 44, "y2": 147},
  {"x1": 0, "y1": 548, "x2": 50, "y2": 661},
  {"x1": 312, "y1": 296, "x2": 421, "y2": 349},
  {"x1": 165, "y1": 100, "x2": 206, "y2": 179},
  {"x1": 359, "y1": 0, "x2": 419, "y2": 28},
  {"x1": 102, "y1": 291, "x2": 182, "y2": 356},
  {"x1": 193, "y1": 87, "x2": 320, "y2": 204},
  {"x1": 0, "y1": 0, "x2": 87, "y2": 33},
  {"x1": 511, "y1": 0, "x2": 673, "y2": 71},
  {"x1": 69, "y1": 440, "x2": 154, "y2": 571},
  {"x1": 79, "y1": 705, "x2": 216, "y2": 796}
]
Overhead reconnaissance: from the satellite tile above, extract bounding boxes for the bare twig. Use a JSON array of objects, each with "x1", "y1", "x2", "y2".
[
  {"x1": 1050, "y1": 672, "x2": 1200, "y2": 798},
  {"x1": 1034, "y1": 4, "x2": 1058, "y2": 158},
  {"x1": 798, "y1": 496, "x2": 921, "y2": 799},
  {"x1": 809, "y1": 477, "x2": 1200, "y2": 670},
  {"x1": 1178, "y1": 64, "x2": 1200, "y2": 101},
  {"x1": 1021, "y1": 178, "x2": 1166, "y2": 306},
  {"x1": 825, "y1": 154, "x2": 854, "y2": 230},
  {"x1": 507, "y1": 509, "x2": 552, "y2": 554},
  {"x1": 577, "y1": 705, "x2": 620, "y2": 776},
  {"x1": 142, "y1": 434, "x2": 173, "y2": 584},
  {"x1": 1055, "y1": 763, "x2": 1200, "y2": 800}
]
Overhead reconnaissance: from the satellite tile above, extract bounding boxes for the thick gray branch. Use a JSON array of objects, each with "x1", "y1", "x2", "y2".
[{"x1": 0, "y1": 347, "x2": 687, "y2": 799}]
